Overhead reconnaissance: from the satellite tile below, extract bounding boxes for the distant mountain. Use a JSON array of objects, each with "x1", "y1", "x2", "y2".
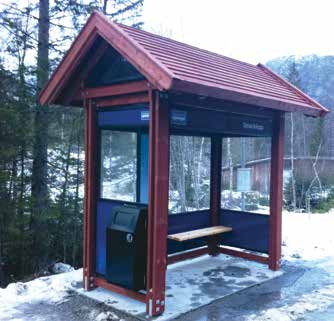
[
  {"x1": 266, "y1": 55, "x2": 334, "y2": 159},
  {"x1": 267, "y1": 55, "x2": 334, "y2": 111}
]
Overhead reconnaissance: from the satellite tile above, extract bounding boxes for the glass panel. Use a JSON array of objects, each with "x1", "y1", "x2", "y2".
[
  {"x1": 100, "y1": 130, "x2": 137, "y2": 201},
  {"x1": 221, "y1": 137, "x2": 271, "y2": 214},
  {"x1": 169, "y1": 135, "x2": 211, "y2": 214}
]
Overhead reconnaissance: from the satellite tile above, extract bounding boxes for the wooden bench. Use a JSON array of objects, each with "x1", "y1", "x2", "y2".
[{"x1": 168, "y1": 225, "x2": 232, "y2": 242}]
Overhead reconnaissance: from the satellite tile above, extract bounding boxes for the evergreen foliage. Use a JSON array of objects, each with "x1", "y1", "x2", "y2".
[{"x1": 0, "y1": 0, "x2": 143, "y2": 287}]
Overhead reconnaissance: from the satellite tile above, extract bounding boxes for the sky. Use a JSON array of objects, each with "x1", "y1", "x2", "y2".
[{"x1": 142, "y1": 0, "x2": 334, "y2": 64}]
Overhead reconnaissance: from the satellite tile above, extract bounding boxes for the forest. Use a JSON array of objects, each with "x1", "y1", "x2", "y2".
[{"x1": 0, "y1": 0, "x2": 333, "y2": 287}]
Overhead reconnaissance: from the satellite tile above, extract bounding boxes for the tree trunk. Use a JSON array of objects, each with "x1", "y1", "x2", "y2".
[
  {"x1": 31, "y1": 0, "x2": 50, "y2": 271},
  {"x1": 290, "y1": 113, "x2": 296, "y2": 211},
  {"x1": 103, "y1": 0, "x2": 108, "y2": 14}
]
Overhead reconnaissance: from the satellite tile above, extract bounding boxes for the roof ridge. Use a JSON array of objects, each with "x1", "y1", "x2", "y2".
[
  {"x1": 94, "y1": 11, "x2": 175, "y2": 90},
  {"x1": 117, "y1": 22, "x2": 258, "y2": 70},
  {"x1": 257, "y1": 63, "x2": 329, "y2": 115}
]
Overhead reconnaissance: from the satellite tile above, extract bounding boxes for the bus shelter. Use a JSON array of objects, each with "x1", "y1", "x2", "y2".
[{"x1": 39, "y1": 11, "x2": 328, "y2": 316}]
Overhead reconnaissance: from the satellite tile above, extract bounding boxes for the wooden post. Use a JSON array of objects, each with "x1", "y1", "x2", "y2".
[
  {"x1": 208, "y1": 136, "x2": 222, "y2": 255},
  {"x1": 269, "y1": 112, "x2": 285, "y2": 270},
  {"x1": 83, "y1": 99, "x2": 97, "y2": 290},
  {"x1": 146, "y1": 91, "x2": 169, "y2": 316}
]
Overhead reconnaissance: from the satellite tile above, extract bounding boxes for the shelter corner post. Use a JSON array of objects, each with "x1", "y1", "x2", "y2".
[
  {"x1": 209, "y1": 136, "x2": 222, "y2": 255},
  {"x1": 146, "y1": 91, "x2": 169, "y2": 316},
  {"x1": 83, "y1": 98, "x2": 97, "y2": 290},
  {"x1": 269, "y1": 112, "x2": 285, "y2": 270}
]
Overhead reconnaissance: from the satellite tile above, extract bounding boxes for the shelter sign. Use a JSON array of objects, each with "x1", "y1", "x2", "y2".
[{"x1": 237, "y1": 168, "x2": 252, "y2": 192}]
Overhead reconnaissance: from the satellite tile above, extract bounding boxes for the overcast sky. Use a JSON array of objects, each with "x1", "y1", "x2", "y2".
[{"x1": 143, "y1": 0, "x2": 334, "y2": 64}]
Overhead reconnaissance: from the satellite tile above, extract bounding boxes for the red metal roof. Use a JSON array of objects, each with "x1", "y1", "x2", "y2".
[{"x1": 39, "y1": 11, "x2": 328, "y2": 117}]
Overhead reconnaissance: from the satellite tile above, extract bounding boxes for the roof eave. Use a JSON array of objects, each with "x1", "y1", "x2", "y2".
[
  {"x1": 170, "y1": 78, "x2": 325, "y2": 117},
  {"x1": 257, "y1": 63, "x2": 329, "y2": 117}
]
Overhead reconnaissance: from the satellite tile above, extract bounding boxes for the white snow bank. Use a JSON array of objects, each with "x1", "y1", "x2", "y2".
[
  {"x1": 282, "y1": 210, "x2": 334, "y2": 262},
  {"x1": 0, "y1": 268, "x2": 82, "y2": 320},
  {"x1": 52, "y1": 262, "x2": 75, "y2": 274}
]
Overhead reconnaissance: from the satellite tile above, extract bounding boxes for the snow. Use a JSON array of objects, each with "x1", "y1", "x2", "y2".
[
  {"x1": 80, "y1": 254, "x2": 282, "y2": 321},
  {"x1": 0, "y1": 211, "x2": 334, "y2": 321},
  {"x1": 246, "y1": 210, "x2": 334, "y2": 321},
  {"x1": 51, "y1": 262, "x2": 75, "y2": 274},
  {"x1": 95, "y1": 311, "x2": 122, "y2": 321},
  {"x1": 0, "y1": 267, "x2": 82, "y2": 320},
  {"x1": 282, "y1": 210, "x2": 334, "y2": 261}
]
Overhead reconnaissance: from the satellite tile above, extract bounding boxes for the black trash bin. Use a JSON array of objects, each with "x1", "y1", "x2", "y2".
[{"x1": 106, "y1": 204, "x2": 147, "y2": 290}]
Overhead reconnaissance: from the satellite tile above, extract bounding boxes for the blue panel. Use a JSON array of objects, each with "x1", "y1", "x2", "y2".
[
  {"x1": 168, "y1": 210, "x2": 210, "y2": 254},
  {"x1": 95, "y1": 200, "x2": 118, "y2": 275},
  {"x1": 98, "y1": 106, "x2": 149, "y2": 128},
  {"x1": 168, "y1": 210, "x2": 210, "y2": 234},
  {"x1": 140, "y1": 134, "x2": 149, "y2": 204},
  {"x1": 220, "y1": 209, "x2": 269, "y2": 253}
]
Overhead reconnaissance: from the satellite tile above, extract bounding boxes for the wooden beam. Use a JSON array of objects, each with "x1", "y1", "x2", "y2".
[
  {"x1": 219, "y1": 246, "x2": 269, "y2": 264},
  {"x1": 95, "y1": 93, "x2": 149, "y2": 108},
  {"x1": 94, "y1": 277, "x2": 146, "y2": 303},
  {"x1": 83, "y1": 99, "x2": 97, "y2": 290},
  {"x1": 83, "y1": 80, "x2": 149, "y2": 99},
  {"x1": 146, "y1": 92, "x2": 169, "y2": 317},
  {"x1": 83, "y1": 98, "x2": 89, "y2": 289},
  {"x1": 269, "y1": 112, "x2": 285, "y2": 270},
  {"x1": 208, "y1": 136, "x2": 222, "y2": 255},
  {"x1": 167, "y1": 247, "x2": 209, "y2": 265},
  {"x1": 146, "y1": 89, "x2": 156, "y2": 311}
]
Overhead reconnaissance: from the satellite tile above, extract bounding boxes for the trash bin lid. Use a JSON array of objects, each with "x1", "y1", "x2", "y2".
[{"x1": 109, "y1": 205, "x2": 146, "y2": 233}]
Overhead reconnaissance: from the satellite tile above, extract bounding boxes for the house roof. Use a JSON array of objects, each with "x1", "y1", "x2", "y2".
[{"x1": 39, "y1": 11, "x2": 328, "y2": 117}]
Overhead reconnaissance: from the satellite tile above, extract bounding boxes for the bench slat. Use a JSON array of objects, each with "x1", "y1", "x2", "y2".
[{"x1": 168, "y1": 225, "x2": 232, "y2": 242}]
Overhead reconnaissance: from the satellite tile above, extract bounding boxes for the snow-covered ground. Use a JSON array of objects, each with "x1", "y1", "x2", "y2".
[
  {"x1": 0, "y1": 211, "x2": 333, "y2": 321},
  {"x1": 282, "y1": 210, "x2": 334, "y2": 261},
  {"x1": 247, "y1": 210, "x2": 334, "y2": 321},
  {"x1": 0, "y1": 267, "x2": 82, "y2": 320}
]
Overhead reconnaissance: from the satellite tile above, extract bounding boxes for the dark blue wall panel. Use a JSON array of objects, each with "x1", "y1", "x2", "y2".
[
  {"x1": 98, "y1": 106, "x2": 149, "y2": 128},
  {"x1": 95, "y1": 200, "x2": 118, "y2": 275},
  {"x1": 220, "y1": 209, "x2": 269, "y2": 253},
  {"x1": 168, "y1": 210, "x2": 210, "y2": 254},
  {"x1": 170, "y1": 106, "x2": 272, "y2": 137}
]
